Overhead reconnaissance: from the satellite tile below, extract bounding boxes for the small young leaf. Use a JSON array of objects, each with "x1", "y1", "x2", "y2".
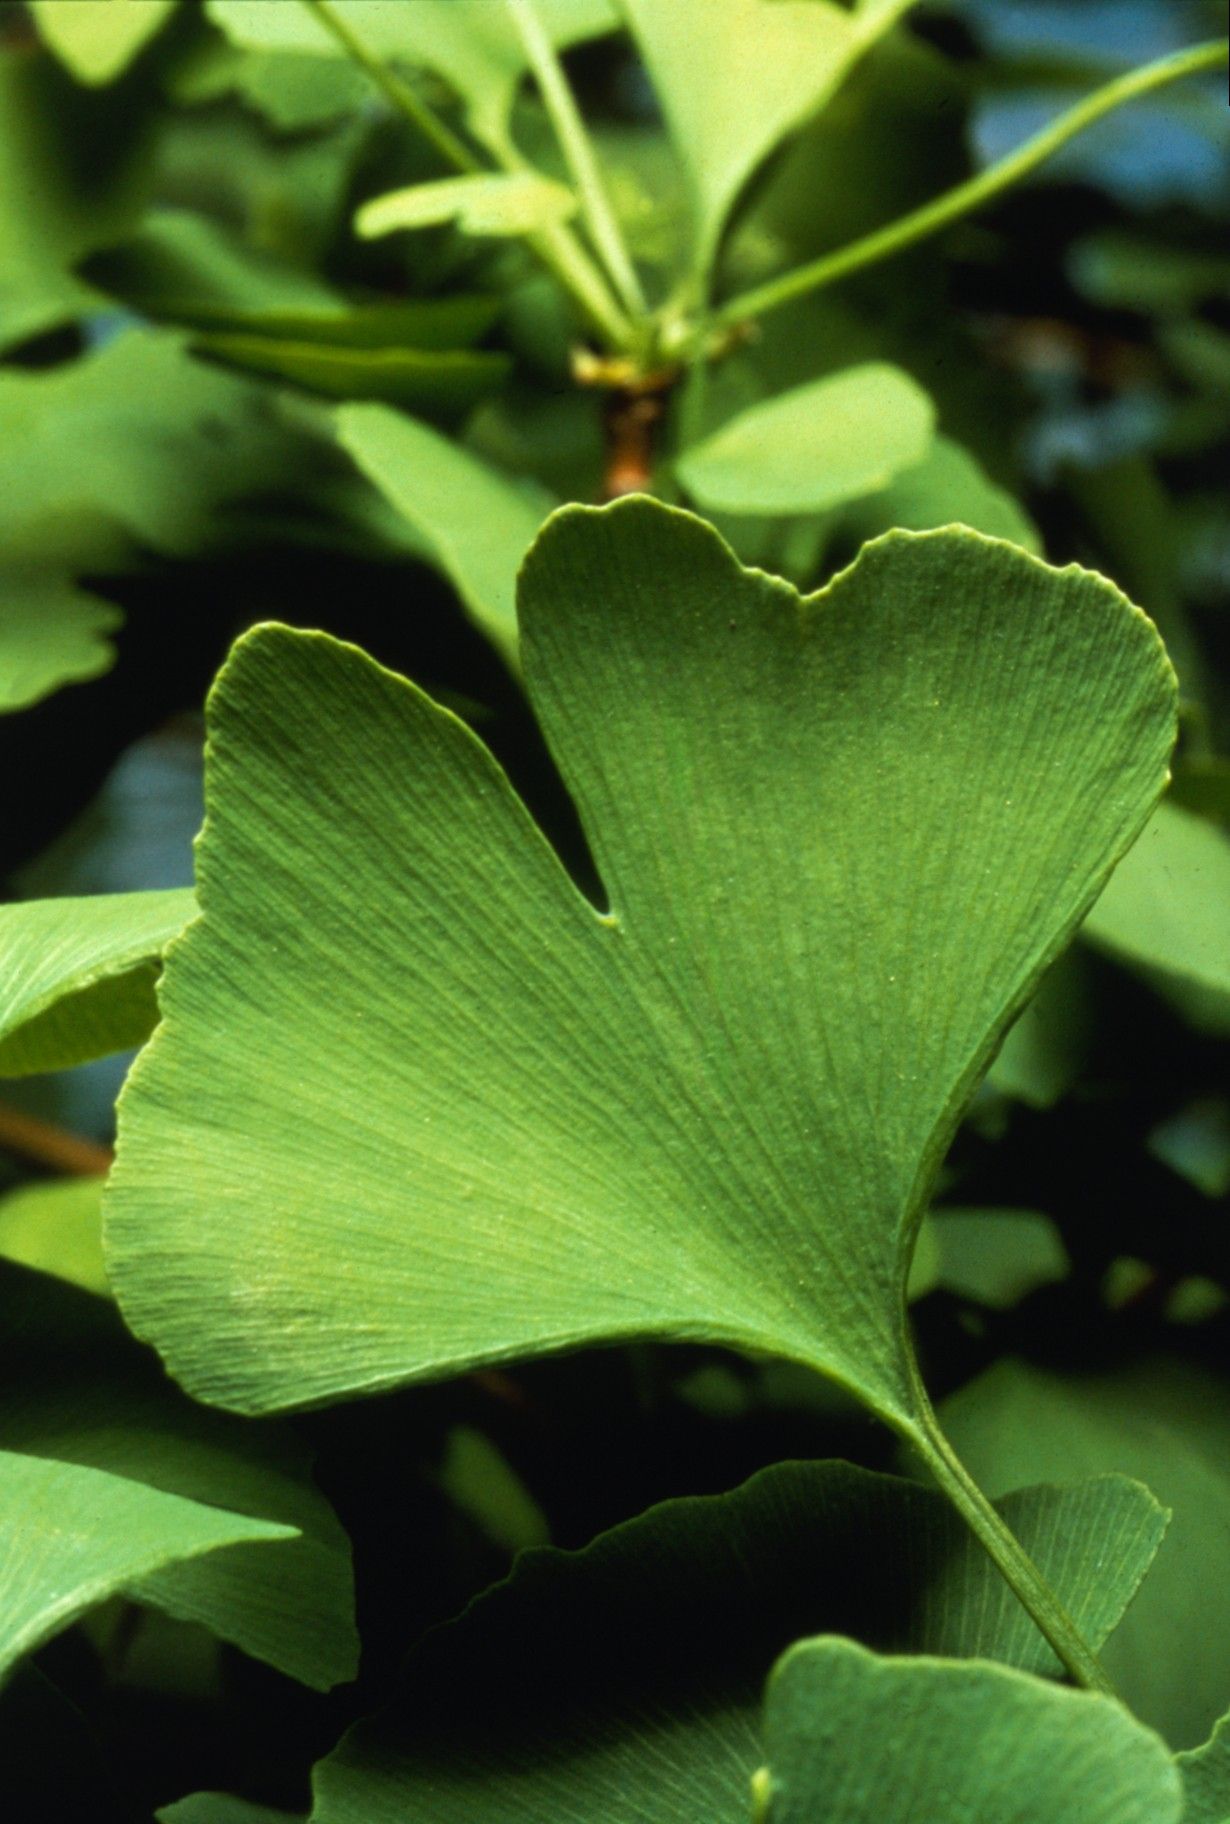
[
  {"x1": 841, "y1": 434, "x2": 1041, "y2": 551},
  {"x1": 0, "y1": 890, "x2": 194, "y2": 1076},
  {"x1": 339, "y1": 402, "x2": 557, "y2": 660},
  {"x1": 761, "y1": 1638, "x2": 1180, "y2": 1824},
  {"x1": 312, "y1": 1460, "x2": 1165, "y2": 1823},
  {"x1": 356, "y1": 173, "x2": 577, "y2": 240},
  {"x1": 676, "y1": 364, "x2": 935, "y2": 515},
  {"x1": 105, "y1": 501, "x2": 1174, "y2": 1426},
  {"x1": 30, "y1": 1, "x2": 178, "y2": 87},
  {"x1": 623, "y1": 0, "x2": 914, "y2": 272}
]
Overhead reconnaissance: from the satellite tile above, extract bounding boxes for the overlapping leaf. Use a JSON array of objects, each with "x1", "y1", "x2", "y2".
[
  {"x1": 623, "y1": 0, "x2": 918, "y2": 273},
  {"x1": 676, "y1": 364, "x2": 935, "y2": 515},
  {"x1": 0, "y1": 890, "x2": 194, "y2": 1075},
  {"x1": 1083, "y1": 800, "x2": 1230, "y2": 1034},
  {"x1": 761, "y1": 1638, "x2": 1179, "y2": 1824},
  {"x1": 205, "y1": 0, "x2": 617, "y2": 154},
  {"x1": 0, "y1": 1263, "x2": 356, "y2": 1690},
  {"x1": 105, "y1": 500, "x2": 1174, "y2": 1426},
  {"x1": 941, "y1": 1354, "x2": 1230, "y2": 1746},
  {"x1": 339, "y1": 402, "x2": 556, "y2": 659},
  {"x1": 311, "y1": 1459, "x2": 1165, "y2": 1822},
  {"x1": 0, "y1": 581, "x2": 121, "y2": 714},
  {"x1": 1180, "y1": 1714, "x2": 1230, "y2": 1824}
]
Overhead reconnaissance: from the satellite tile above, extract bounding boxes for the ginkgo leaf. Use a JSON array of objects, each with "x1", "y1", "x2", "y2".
[
  {"x1": 205, "y1": 0, "x2": 617, "y2": 155},
  {"x1": 1179, "y1": 1713, "x2": 1230, "y2": 1824},
  {"x1": 0, "y1": 890, "x2": 194, "y2": 1075},
  {"x1": 159, "y1": 1798, "x2": 300, "y2": 1824},
  {"x1": 676, "y1": 364, "x2": 935, "y2": 515},
  {"x1": 339, "y1": 403, "x2": 556, "y2": 660},
  {"x1": 0, "y1": 1262, "x2": 357, "y2": 1691},
  {"x1": 622, "y1": 0, "x2": 917, "y2": 272},
  {"x1": 105, "y1": 499, "x2": 1174, "y2": 1441},
  {"x1": 311, "y1": 1460, "x2": 1165, "y2": 1823},
  {"x1": 760, "y1": 1638, "x2": 1180, "y2": 1824},
  {"x1": 0, "y1": 576, "x2": 121, "y2": 713},
  {"x1": 0, "y1": 1448, "x2": 291, "y2": 1686},
  {"x1": 30, "y1": 0, "x2": 178, "y2": 86},
  {"x1": 356, "y1": 173, "x2": 576, "y2": 240},
  {"x1": 1082, "y1": 800, "x2": 1230, "y2": 1034},
  {"x1": 841, "y1": 434, "x2": 1041, "y2": 552}
]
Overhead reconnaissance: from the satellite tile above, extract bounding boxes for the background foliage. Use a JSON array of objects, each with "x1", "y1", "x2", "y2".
[{"x1": 0, "y1": 1, "x2": 1228, "y2": 1818}]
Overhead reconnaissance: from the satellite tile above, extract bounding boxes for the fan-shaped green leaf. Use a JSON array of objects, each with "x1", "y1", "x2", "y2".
[
  {"x1": 0, "y1": 890, "x2": 194, "y2": 1075},
  {"x1": 760, "y1": 1638, "x2": 1180, "y2": 1824},
  {"x1": 311, "y1": 1459, "x2": 1165, "y2": 1823},
  {"x1": 105, "y1": 501, "x2": 1173, "y2": 1431},
  {"x1": 676, "y1": 364, "x2": 935, "y2": 515}
]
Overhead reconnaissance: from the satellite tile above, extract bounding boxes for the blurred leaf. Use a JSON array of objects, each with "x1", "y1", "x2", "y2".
[
  {"x1": 1068, "y1": 230, "x2": 1230, "y2": 313},
  {"x1": 1147, "y1": 1098, "x2": 1230, "y2": 1198},
  {"x1": 159, "y1": 1799, "x2": 301, "y2": 1824},
  {"x1": 622, "y1": 0, "x2": 915, "y2": 272},
  {"x1": 0, "y1": 43, "x2": 151, "y2": 350},
  {"x1": 0, "y1": 577, "x2": 120, "y2": 712},
  {"x1": 1179, "y1": 1714, "x2": 1230, "y2": 1824},
  {"x1": 312, "y1": 1459, "x2": 1165, "y2": 1823},
  {"x1": 0, "y1": 890, "x2": 194, "y2": 1076},
  {"x1": 0, "y1": 1262, "x2": 358, "y2": 1690},
  {"x1": 204, "y1": 0, "x2": 617, "y2": 154},
  {"x1": 1083, "y1": 801, "x2": 1230, "y2": 1035},
  {"x1": 193, "y1": 331, "x2": 509, "y2": 416},
  {"x1": 103, "y1": 504, "x2": 1173, "y2": 1423},
  {"x1": 926, "y1": 1209, "x2": 1069, "y2": 1310},
  {"x1": 677, "y1": 364, "x2": 935, "y2": 515},
  {"x1": 356, "y1": 172, "x2": 576, "y2": 239},
  {"x1": 339, "y1": 402, "x2": 556, "y2": 660},
  {"x1": 841, "y1": 435, "x2": 1041, "y2": 552},
  {"x1": 988, "y1": 952, "x2": 1091, "y2": 1108},
  {"x1": 761, "y1": 1637, "x2": 1179, "y2": 1824},
  {"x1": 941, "y1": 1354, "x2": 1230, "y2": 1746},
  {"x1": 0, "y1": 329, "x2": 304, "y2": 574},
  {"x1": 30, "y1": 0, "x2": 177, "y2": 86},
  {"x1": 88, "y1": 209, "x2": 502, "y2": 345},
  {"x1": 437, "y1": 1425, "x2": 550, "y2": 1555},
  {"x1": 0, "y1": 1177, "x2": 108, "y2": 1297}
]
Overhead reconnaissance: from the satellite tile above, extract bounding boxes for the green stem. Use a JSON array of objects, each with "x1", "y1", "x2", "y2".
[
  {"x1": 300, "y1": 0, "x2": 636, "y2": 352},
  {"x1": 504, "y1": 0, "x2": 647, "y2": 319},
  {"x1": 910, "y1": 1396, "x2": 1118, "y2": 1697},
  {"x1": 301, "y1": 0, "x2": 479, "y2": 173},
  {"x1": 712, "y1": 39, "x2": 1228, "y2": 332}
]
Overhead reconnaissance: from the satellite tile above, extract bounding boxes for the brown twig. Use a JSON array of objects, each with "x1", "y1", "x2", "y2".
[{"x1": 0, "y1": 1103, "x2": 113, "y2": 1178}]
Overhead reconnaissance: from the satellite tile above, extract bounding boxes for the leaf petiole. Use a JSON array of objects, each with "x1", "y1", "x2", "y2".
[
  {"x1": 504, "y1": 0, "x2": 648, "y2": 320},
  {"x1": 710, "y1": 39, "x2": 1228, "y2": 335}
]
